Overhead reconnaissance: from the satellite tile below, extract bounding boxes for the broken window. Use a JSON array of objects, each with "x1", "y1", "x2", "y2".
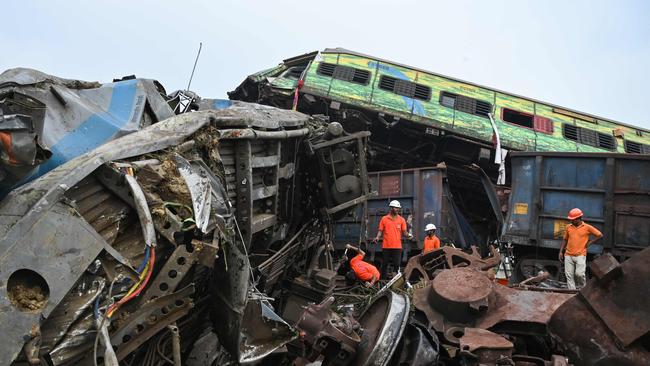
[
  {"x1": 378, "y1": 75, "x2": 431, "y2": 101},
  {"x1": 439, "y1": 91, "x2": 492, "y2": 118},
  {"x1": 502, "y1": 108, "x2": 534, "y2": 128},
  {"x1": 562, "y1": 124, "x2": 616, "y2": 150},
  {"x1": 624, "y1": 140, "x2": 650, "y2": 154},
  {"x1": 502, "y1": 108, "x2": 554, "y2": 134},
  {"x1": 316, "y1": 62, "x2": 371, "y2": 85},
  {"x1": 282, "y1": 66, "x2": 306, "y2": 79}
]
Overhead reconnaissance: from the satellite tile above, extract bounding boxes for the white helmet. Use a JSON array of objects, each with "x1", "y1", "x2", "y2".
[
  {"x1": 389, "y1": 200, "x2": 401, "y2": 208},
  {"x1": 425, "y1": 223, "x2": 436, "y2": 231}
]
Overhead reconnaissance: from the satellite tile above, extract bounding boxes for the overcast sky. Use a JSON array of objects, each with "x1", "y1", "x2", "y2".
[{"x1": 2, "y1": 1, "x2": 649, "y2": 127}]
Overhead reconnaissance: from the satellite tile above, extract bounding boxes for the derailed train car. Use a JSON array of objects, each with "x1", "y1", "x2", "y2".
[
  {"x1": 229, "y1": 47, "x2": 650, "y2": 259},
  {"x1": 0, "y1": 70, "x2": 396, "y2": 365},
  {"x1": 1, "y1": 67, "x2": 648, "y2": 366}
]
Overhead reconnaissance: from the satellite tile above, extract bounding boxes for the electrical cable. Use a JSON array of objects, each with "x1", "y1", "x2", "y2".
[
  {"x1": 136, "y1": 245, "x2": 151, "y2": 274},
  {"x1": 107, "y1": 246, "x2": 155, "y2": 318},
  {"x1": 93, "y1": 278, "x2": 118, "y2": 366}
]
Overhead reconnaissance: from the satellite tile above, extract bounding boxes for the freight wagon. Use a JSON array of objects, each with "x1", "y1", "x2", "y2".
[
  {"x1": 502, "y1": 152, "x2": 650, "y2": 281},
  {"x1": 333, "y1": 165, "x2": 501, "y2": 264}
]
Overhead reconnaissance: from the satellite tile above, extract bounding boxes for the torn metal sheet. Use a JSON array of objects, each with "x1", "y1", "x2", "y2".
[
  {"x1": 0, "y1": 68, "x2": 174, "y2": 195},
  {"x1": 174, "y1": 153, "x2": 212, "y2": 233},
  {"x1": 0, "y1": 111, "x2": 214, "y2": 364},
  {"x1": 239, "y1": 300, "x2": 297, "y2": 363},
  {"x1": 0, "y1": 202, "x2": 107, "y2": 365},
  {"x1": 549, "y1": 247, "x2": 650, "y2": 365},
  {"x1": 0, "y1": 113, "x2": 49, "y2": 167}
]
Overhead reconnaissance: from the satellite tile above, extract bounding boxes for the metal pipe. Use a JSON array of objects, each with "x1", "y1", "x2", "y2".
[
  {"x1": 217, "y1": 127, "x2": 310, "y2": 140},
  {"x1": 168, "y1": 324, "x2": 181, "y2": 366}
]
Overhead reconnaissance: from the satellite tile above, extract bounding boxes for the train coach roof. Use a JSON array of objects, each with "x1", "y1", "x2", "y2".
[{"x1": 321, "y1": 47, "x2": 649, "y2": 134}]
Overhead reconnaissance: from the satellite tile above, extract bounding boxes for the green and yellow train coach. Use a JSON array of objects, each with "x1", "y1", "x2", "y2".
[{"x1": 231, "y1": 48, "x2": 650, "y2": 157}]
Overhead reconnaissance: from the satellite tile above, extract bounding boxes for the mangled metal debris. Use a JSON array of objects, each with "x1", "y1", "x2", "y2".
[
  {"x1": 1, "y1": 67, "x2": 649, "y2": 366},
  {"x1": 0, "y1": 66, "x2": 376, "y2": 364}
]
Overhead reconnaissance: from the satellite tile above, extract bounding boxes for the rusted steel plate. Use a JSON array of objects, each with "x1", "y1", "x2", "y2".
[{"x1": 579, "y1": 247, "x2": 650, "y2": 346}]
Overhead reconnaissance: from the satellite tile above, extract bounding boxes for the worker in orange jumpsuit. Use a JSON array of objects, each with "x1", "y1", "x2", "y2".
[
  {"x1": 343, "y1": 244, "x2": 380, "y2": 287},
  {"x1": 559, "y1": 208, "x2": 603, "y2": 289},
  {"x1": 374, "y1": 200, "x2": 412, "y2": 278},
  {"x1": 422, "y1": 223, "x2": 441, "y2": 254}
]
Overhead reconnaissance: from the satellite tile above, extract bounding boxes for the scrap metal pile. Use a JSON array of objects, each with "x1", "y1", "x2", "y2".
[{"x1": 0, "y1": 69, "x2": 648, "y2": 366}]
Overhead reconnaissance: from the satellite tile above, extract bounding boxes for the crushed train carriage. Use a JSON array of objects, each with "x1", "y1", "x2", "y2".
[
  {"x1": 0, "y1": 63, "x2": 649, "y2": 366},
  {"x1": 0, "y1": 69, "x2": 390, "y2": 365}
]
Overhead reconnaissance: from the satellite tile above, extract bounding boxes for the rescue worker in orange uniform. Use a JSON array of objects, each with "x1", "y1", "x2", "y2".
[
  {"x1": 343, "y1": 244, "x2": 380, "y2": 287},
  {"x1": 374, "y1": 200, "x2": 412, "y2": 278},
  {"x1": 422, "y1": 223, "x2": 441, "y2": 254},
  {"x1": 559, "y1": 208, "x2": 603, "y2": 289}
]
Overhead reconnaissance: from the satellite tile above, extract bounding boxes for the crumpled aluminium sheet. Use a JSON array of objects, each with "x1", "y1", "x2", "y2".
[{"x1": 0, "y1": 68, "x2": 174, "y2": 195}]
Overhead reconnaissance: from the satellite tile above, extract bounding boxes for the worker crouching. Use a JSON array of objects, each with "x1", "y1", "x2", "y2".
[{"x1": 343, "y1": 244, "x2": 380, "y2": 287}]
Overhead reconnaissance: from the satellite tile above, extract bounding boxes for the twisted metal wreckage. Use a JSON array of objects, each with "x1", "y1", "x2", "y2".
[{"x1": 0, "y1": 69, "x2": 648, "y2": 366}]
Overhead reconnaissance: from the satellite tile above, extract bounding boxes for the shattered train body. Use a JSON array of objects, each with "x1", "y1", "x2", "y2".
[
  {"x1": 1, "y1": 69, "x2": 649, "y2": 366},
  {"x1": 0, "y1": 69, "x2": 382, "y2": 365}
]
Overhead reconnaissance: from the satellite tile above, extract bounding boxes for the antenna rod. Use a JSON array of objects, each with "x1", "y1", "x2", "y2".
[{"x1": 186, "y1": 42, "x2": 202, "y2": 91}]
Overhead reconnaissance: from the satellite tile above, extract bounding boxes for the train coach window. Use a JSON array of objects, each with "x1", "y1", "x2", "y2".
[
  {"x1": 439, "y1": 91, "x2": 492, "y2": 118},
  {"x1": 378, "y1": 75, "x2": 431, "y2": 101},
  {"x1": 440, "y1": 93, "x2": 455, "y2": 108},
  {"x1": 624, "y1": 140, "x2": 650, "y2": 154},
  {"x1": 282, "y1": 66, "x2": 306, "y2": 79},
  {"x1": 563, "y1": 124, "x2": 616, "y2": 151},
  {"x1": 598, "y1": 133, "x2": 616, "y2": 150},
  {"x1": 501, "y1": 108, "x2": 554, "y2": 134},
  {"x1": 317, "y1": 62, "x2": 371, "y2": 85},
  {"x1": 502, "y1": 108, "x2": 534, "y2": 128}
]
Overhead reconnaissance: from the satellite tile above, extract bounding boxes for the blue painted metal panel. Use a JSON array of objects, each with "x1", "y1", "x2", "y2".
[
  {"x1": 616, "y1": 159, "x2": 650, "y2": 191},
  {"x1": 541, "y1": 191, "x2": 605, "y2": 219},
  {"x1": 504, "y1": 157, "x2": 535, "y2": 235},
  {"x1": 32, "y1": 79, "x2": 138, "y2": 179},
  {"x1": 542, "y1": 157, "x2": 605, "y2": 189}
]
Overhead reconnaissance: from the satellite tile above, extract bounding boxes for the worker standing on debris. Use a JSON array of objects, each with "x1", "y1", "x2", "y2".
[
  {"x1": 559, "y1": 208, "x2": 603, "y2": 289},
  {"x1": 343, "y1": 244, "x2": 380, "y2": 287},
  {"x1": 422, "y1": 224, "x2": 441, "y2": 253},
  {"x1": 374, "y1": 200, "x2": 412, "y2": 278}
]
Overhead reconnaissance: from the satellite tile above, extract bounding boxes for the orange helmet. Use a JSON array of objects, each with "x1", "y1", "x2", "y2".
[{"x1": 567, "y1": 208, "x2": 583, "y2": 220}]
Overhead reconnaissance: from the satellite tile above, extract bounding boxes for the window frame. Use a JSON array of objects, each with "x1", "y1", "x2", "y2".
[
  {"x1": 501, "y1": 108, "x2": 535, "y2": 130},
  {"x1": 624, "y1": 140, "x2": 650, "y2": 154},
  {"x1": 316, "y1": 62, "x2": 371, "y2": 86},
  {"x1": 500, "y1": 107, "x2": 554, "y2": 135},
  {"x1": 562, "y1": 124, "x2": 617, "y2": 151},
  {"x1": 378, "y1": 75, "x2": 431, "y2": 101},
  {"x1": 438, "y1": 91, "x2": 492, "y2": 118}
]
